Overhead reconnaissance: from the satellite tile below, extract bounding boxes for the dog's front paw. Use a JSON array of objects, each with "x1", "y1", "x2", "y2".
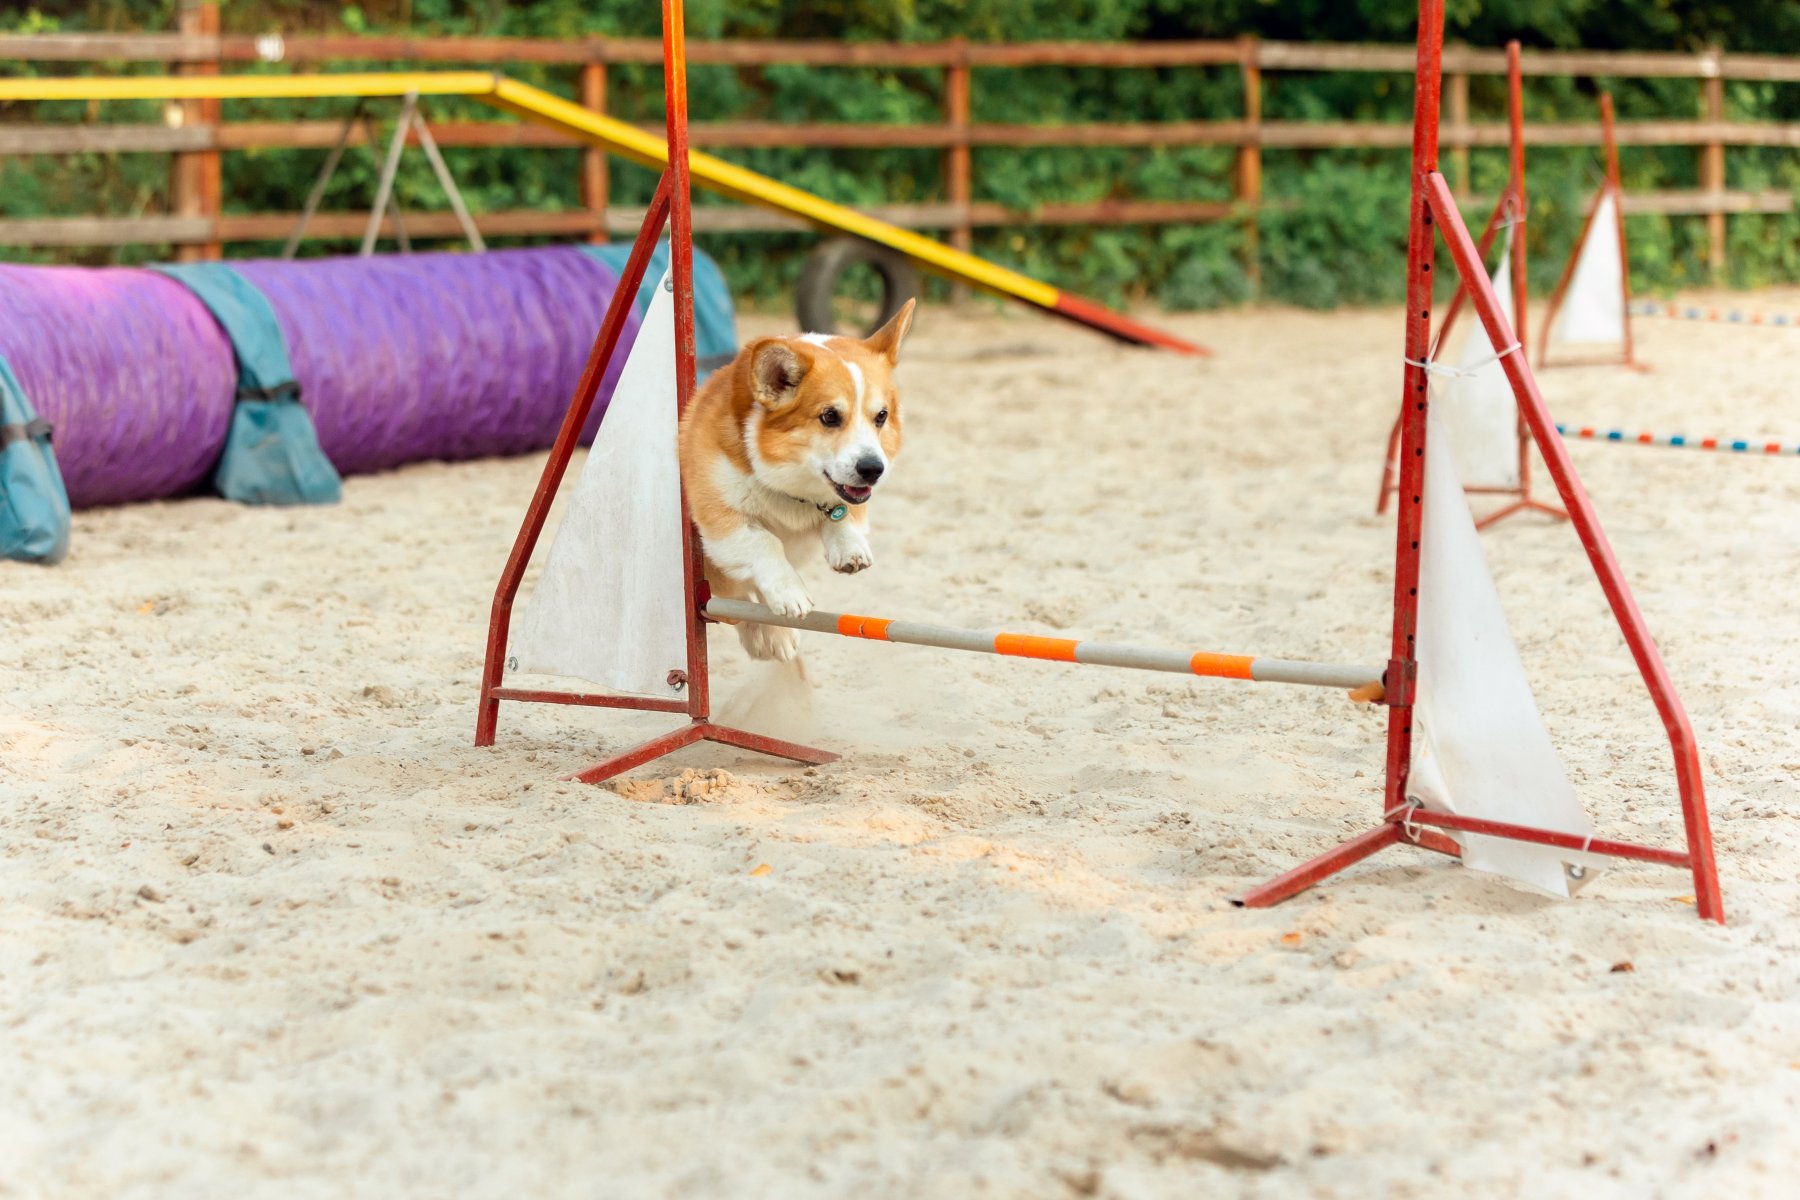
[
  {"x1": 757, "y1": 576, "x2": 813, "y2": 618},
  {"x1": 740, "y1": 621, "x2": 800, "y2": 662},
  {"x1": 825, "y1": 533, "x2": 874, "y2": 575}
]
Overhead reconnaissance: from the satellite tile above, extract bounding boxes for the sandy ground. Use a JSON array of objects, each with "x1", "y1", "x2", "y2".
[{"x1": 4, "y1": 290, "x2": 1799, "y2": 1199}]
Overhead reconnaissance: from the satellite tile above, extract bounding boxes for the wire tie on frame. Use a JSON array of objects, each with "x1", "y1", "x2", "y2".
[
  {"x1": 1384, "y1": 801, "x2": 1425, "y2": 843},
  {"x1": 1404, "y1": 341, "x2": 1520, "y2": 381}
]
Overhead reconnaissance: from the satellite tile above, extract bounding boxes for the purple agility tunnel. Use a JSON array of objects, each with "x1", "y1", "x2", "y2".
[
  {"x1": 0, "y1": 247, "x2": 647, "y2": 508},
  {"x1": 0, "y1": 265, "x2": 236, "y2": 508}
]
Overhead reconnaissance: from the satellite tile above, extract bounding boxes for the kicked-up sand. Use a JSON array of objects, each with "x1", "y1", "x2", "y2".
[{"x1": 4, "y1": 292, "x2": 1799, "y2": 1198}]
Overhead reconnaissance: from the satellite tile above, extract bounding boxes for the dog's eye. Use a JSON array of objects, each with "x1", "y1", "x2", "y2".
[
  {"x1": 874, "y1": 408, "x2": 889, "y2": 427},
  {"x1": 819, "y1": 409, "x2": 842, "y2": 428}
]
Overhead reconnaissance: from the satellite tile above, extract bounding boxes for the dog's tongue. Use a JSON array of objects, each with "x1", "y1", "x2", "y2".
[{"x1": 842, "y1": 485, "x2": 872, "y2": 503}]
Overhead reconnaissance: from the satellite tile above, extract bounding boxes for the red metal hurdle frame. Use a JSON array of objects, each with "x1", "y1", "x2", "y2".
[
  {"x1": 1243, "y1": 1, "x2": 1719, "y2": 920},
  {"x1": 1376, "y1": 41, "x2": 1565, "y2": 531},
  {"x1": 1537, "y1": 90, "x2": 1643, "y2": 371},
  {"x1": 478, "y1": 0, "x2": 1723, "y2": 923},
  {"x1": 474, "y1": 0, "x2": 836, "y2": 783}
]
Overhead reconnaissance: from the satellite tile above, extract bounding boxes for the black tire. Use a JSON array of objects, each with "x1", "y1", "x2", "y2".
[{"x1": 795, "y1": 237, "x2": 922, "y2": 338}]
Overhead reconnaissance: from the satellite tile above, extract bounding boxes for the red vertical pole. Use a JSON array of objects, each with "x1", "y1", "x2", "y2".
[
  {"x1": 1383, "y1": 0, "x2": 1443, "y2": 820},
  {"x1": 662, "y1": 0, "x2": 711, "y2": 724}
]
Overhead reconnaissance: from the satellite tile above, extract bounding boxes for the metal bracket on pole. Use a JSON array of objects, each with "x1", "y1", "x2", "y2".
[{"x1": 1383, "y1": 656, "x2": 1416, "y2": 707}]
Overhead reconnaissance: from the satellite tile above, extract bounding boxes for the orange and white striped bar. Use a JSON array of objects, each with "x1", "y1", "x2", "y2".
[{"x1": 703, "y1": 598, "x2": 1382, "y2": 691}]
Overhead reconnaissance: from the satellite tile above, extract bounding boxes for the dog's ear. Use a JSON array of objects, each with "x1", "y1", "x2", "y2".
[
  {"x1": 863, "y1": 298, "x2": 916, "y2": 364},
  {"x1": 749, "y1": 340, "x2": 811, "y2": 409}
]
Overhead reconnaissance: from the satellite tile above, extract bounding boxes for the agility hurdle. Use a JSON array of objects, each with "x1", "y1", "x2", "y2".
[
  {"x1": 1376, "y1": 40, "x2": 1565, "y2": 532},
  {"x1": 477, "y1": 0, "x2": 1723, "y2": 924},
  {"x1": 1631, "y1": 301, "x2": 1799, "y2": 329},
  {"x1": 1538, "y1": 92, "x2": 1642, "y2": 371},
  {"x1": 1557, "y1": 424, "x2": 1799, "y2": 456}
]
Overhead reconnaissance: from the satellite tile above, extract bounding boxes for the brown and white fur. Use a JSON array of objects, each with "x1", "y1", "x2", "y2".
[{"x1": 679, "y1": 300, "x2": 914, "y2": 663}]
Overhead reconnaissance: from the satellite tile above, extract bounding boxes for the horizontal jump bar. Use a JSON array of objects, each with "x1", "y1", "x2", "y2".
[
  {"x1": 703, "y1": 598, "x2": 1382, "y2": 690},
  {"x1": 1631, "y1": 300, "x2": 1797, "y2": 327},
  {"x1": 1556, "y1": 424, "x2": 1798, "y2": 456}
]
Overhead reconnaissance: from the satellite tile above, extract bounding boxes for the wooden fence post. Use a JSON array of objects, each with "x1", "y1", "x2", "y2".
[
  {"x1": 944, "y1": 38, "x2": 971, "y2": 303},
  {"x1": 1238, "y1": 37, "x2": 1261, "y2": 293},
  {"x1": 1448, "y1": 66, "x2": 1470, "y2": 198},
  {"x1": 579, "y1": 60, "x2": 610, "y2": 244},
  {"x1": 173, "y1": 1, "x2": 222, "y2": 261},
  {"x1": 1700, "y1": 52, "x2": 1726, "y2": 278}
]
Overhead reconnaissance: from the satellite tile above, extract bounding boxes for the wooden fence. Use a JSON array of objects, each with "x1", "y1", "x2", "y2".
[{"x1": 2, "y1": 12, "x2": 1796, "y2": 277}]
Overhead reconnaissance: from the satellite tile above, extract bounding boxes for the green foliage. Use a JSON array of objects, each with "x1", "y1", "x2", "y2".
[{"x1": 2, "y1": 1, "x2": 1797, "y2": 305}]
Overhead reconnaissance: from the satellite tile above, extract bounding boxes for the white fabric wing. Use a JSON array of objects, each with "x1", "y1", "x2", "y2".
[
  {"x1": 1441, "y1": 223, "x2": 1521, "y2": 490},
  {"x1": 508, "y1": 272, "x2": 688, "y2": 700},
  {"x1": 1550, "y1": 189, "x2": 1627, "y2": 347},
  {"x1": 1410, "y1": 403, "x2": 1596, "y2": 896}
]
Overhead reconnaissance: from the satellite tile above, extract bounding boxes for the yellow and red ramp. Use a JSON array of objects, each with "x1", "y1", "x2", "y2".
[{"x1": 0, "y1": 71, "x2": 1207, "y2": 355}]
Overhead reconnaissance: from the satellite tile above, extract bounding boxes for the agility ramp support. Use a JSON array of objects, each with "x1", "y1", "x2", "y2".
[{"x1": 0, "y1": 70, "x2": 1203, "y2": 356}]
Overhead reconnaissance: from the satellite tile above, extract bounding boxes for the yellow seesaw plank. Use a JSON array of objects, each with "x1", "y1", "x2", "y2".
[
  {"x1": 0, "y1": 72, "x2": 500, "y2": 102},
  {"x1": 484, "y1": 77, "x2": 1060, "y2": 307}
]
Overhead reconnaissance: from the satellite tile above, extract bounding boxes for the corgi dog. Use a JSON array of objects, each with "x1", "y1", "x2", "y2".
[{"x1": 679, "y1": 300, "x2": 915, "y2": 663}]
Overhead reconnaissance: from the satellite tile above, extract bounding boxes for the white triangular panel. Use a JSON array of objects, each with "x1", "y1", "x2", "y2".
[
  {"x1": 509, "y1": 272, "x2": 688, "y2": 700},
  {"x1": 1442, "y1": 224, "x2": 1522, "y2": 490},
  {"x1": 1410, "y1": 403, "x2": 1595, "y2": 896},
  {"x1": 1550, "y1": 189, "x2": 1627, "y2": 347}
]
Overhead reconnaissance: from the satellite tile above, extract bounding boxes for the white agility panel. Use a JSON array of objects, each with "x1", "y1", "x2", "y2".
[
  {"x1": 1409, "y1": 404, "x2": 1596, "y2": 896},
  {"x1": 1442, "y1": 224, "x2": 1522, "y2": 489},
  {"x1": 509, "y1": 272, "x2": 689, "y2": 700},
  {"x1": 1549, "y1": 190, "x2": 1627, "y2": 347}
]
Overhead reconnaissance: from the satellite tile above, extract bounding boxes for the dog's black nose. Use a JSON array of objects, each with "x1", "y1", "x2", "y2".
[{"x1": 855, "y1": 456, "x2": 885, "y2": 484}]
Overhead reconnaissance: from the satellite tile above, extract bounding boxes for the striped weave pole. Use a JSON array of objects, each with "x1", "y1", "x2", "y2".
[
  {"x1": 703, "y1": 597, "x2": 1382, "y2": 690},
  {"x1": 1556, "y1": 424, "x2": 1800, "y2": 456},
  {"x1": 1630, "y1": 300, "x2": 1798, "y2": 328}
]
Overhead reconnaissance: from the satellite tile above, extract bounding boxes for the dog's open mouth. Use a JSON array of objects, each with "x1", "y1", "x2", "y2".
[{"x1": 827, "y1": 476, "x2": 874, "y2": 506}]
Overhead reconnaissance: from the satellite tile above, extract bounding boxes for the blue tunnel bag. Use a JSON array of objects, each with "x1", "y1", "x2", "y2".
[
  {"x1": 153, "y1": 262, "x2": 343, "y2": 506},
  {"x1": 579, "y1": 242, "x2": 738, "y2": 380},
  {"x1": 0, "y1": 356, "x2": 72, "y2": 564}
]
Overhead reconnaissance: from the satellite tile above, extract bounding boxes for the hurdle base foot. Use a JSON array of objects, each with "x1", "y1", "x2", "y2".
[
  {"x1": 1234, "y1": 820, "x2": 1462, "y2": 909},
  {"x1": 564, "y1": 721, "x2": 837, "y2": 785},
  {"x1": 1475, "y1": 497, "x2": 1568, "y2": 531}
]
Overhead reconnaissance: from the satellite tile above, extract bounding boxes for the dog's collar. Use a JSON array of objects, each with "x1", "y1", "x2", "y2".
[
  {"x1": 780, "y1": 491, "x2": 847, "y2": 521},
  {"x1": 813, "y1": 497, "x2": 849, "y2": 521}
]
